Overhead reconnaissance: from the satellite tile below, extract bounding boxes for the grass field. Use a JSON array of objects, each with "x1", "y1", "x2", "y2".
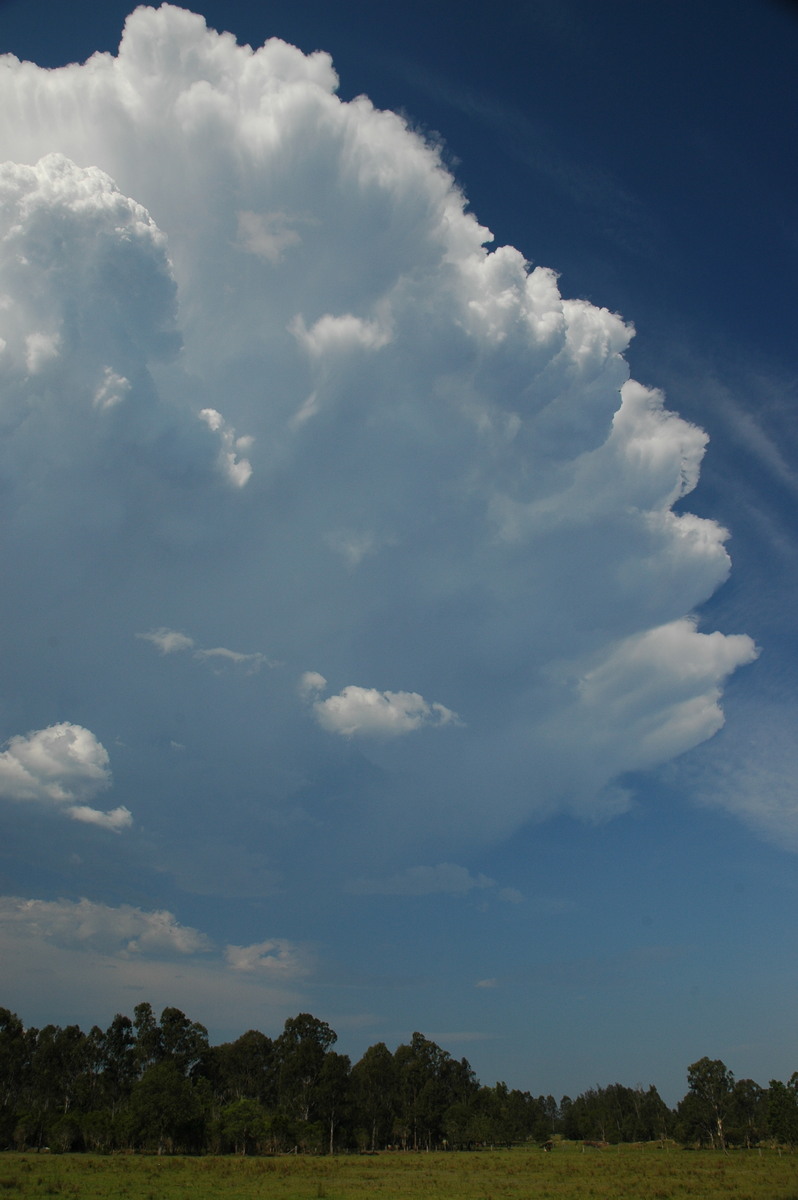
[{"x1": 0, "y1": 1144, "x2": 796, "y2": 1200}]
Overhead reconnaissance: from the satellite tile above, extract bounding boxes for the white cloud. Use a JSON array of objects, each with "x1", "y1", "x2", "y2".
[
  {"x1": 573, "y1": 618, "x2": 759, "y2": 768},
  {"x1": 0, "y1": 896, "x2": 210, "y2": 956},
  {"x1": 67, "y1": 805, "x2": 133, "y2": 832},
  {"x1": 198, "y1": 407, "x2": 253, "y2": 487},
  {"x1": 25, "y1": 331, "x2": 60, "y2": 373},
  {"x1": 311, "y1": 684, "x2": 459, "y2": 737},
  {"x1": 0, "y1": 723, "x2": 109, "y2": 804},
  {"x1": 138, "y1": 628, "x2": 269, "y2": 672},
  {"x1": 224, "y1": 938, "x2": 312, "y2": 978},
  {"x1": 194, "y1": 646, "x2": 268, "y2": 672},
  {"x1": 137, "y1": 628, "x2": 196, "y2": 654},
  {"x1": 0, "y1": 5, "x2": 763, "y2": 859},
  {"x1": 290, "y1": 310, "x2": 393, "y2": 357},
  {"x1": 0, "y1": 896, "x2": 312, "y2": 1032},
  {"x1": 93, "y1": 366, "x2": 131, "y2": 411},
  {"x1": 299, "y1": 671, "x2": 327, "y2": 698},
  {"x1": 0, "y1": 724, "x2": 133, "y2": 832}
]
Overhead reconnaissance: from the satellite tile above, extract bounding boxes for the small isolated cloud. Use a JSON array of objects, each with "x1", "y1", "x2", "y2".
[
  {"x1": 194, "y1": 646, "x2": 269, "y2": 673},
  {"x1": 0, "y1": 896, "x2": 210, "y2": 957},
  {"x1": 309, "y1": 680, "x2": 459, "y2": 738},
  {"x1": 198, "y1": 407, "x2": 253, "y2": 487},
  {"x1": 138, "y1": 627, "x2": 268, "y2": 673},
  {"x1": 348, "y1": 862, "x2": 496, "y2": 896},
  {"x1": 325, "y1": 528, "x2": 382, "y2": 567},
  {"x1": 224, "y1": 938, "x2": 312, "y2": 978},
  {"x1": 0, "y1": 723, "x2": 128, "y2": 830},
  {"x1": 137, "y1": 628, "x2": 196, "y2": 654},
  {"x1": 475, "y1": 978, "x2": 498, "y2": 989}
]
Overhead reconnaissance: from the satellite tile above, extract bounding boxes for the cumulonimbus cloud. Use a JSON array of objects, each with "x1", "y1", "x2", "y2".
[{"x1": 0, "y1": 5, "x2": 761, "y2": 856}]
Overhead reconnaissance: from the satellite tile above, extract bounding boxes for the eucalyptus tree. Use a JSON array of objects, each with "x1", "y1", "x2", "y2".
[
  {"x1": 352, "y1": 1041, "x2": 398, "y2": 1150},
  {"x1": 680, "y1": 1058, "x2": 735, "y2": 1149},
  {"x1": 0, "y1": 1009, "x2": 28, "y2": 1147},
  {"x1": 274, "y1": 1013, "x2": 337, "y2": 1127},
  {"x1": 768, "y1": 1074, "x2": 798, "y2": 1146}
]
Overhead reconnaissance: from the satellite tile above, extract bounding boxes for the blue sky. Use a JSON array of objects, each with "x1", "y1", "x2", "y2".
[{"x1": 0, "y1": 0, "x2": 796, "y2": 1107}]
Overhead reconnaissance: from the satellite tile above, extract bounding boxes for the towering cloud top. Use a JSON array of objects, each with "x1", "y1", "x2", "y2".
[{"x1": 0, "y1": 5, "x2": 755, "y2": 860}]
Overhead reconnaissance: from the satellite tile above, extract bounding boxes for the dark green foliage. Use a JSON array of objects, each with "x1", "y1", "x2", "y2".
[
  {"x1": 1, "y1": 1000, "x2": 794, "y2": 1155},
  {"x1": 127, "y1": 1060, "x2": 207, "y2": 1153},
  {"x1": 768, "y1": 1075, "x2": 798, "y2": 1146},
  {"x1": 558, "y1": 1082, "x2": 671, "y2": 1143},
  {"x1": 678, "y1": 1058, "x2": 735, "y2": 1149},
  {"x1": 351, "y1": 1041, "x2": 398, "y2": 1150}
]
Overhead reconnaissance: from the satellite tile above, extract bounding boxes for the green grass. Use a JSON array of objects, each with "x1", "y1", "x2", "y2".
[{"x1": 0, "y1": 1143, "x2": 796, "y2": 1200}]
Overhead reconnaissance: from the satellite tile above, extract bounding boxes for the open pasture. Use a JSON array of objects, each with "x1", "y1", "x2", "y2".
[{"x1": 0, "y1": 1145, "x2": 796, "y2": 1200}]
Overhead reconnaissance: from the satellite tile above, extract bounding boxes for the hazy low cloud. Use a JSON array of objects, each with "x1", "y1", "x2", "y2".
[
  {"x1": 0, "y1": 896, "x2": 312, "y2": 1030},
  {"x1": 0, "y1": 897, "x2": 210, "y2": 957},
  {"x1": 224, "y1": 938, "x2": 313, "y2": 978}
]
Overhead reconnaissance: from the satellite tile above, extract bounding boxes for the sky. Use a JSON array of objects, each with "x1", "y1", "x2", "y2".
[{"x1": 0, "y1": 0, "x2": 796, "y2": 1108}]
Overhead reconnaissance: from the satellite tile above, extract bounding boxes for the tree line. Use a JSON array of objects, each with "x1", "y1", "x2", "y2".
[{"x1": 1, "y1": 1005, "x2": 796, "y2": 1154}]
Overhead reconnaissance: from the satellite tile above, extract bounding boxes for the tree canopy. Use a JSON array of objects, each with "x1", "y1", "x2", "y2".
[{"x1": 0, "y1": 1005, "x2": 791, "y2": 1154}]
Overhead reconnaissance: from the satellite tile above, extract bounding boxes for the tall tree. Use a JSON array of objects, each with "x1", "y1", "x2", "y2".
[
  {"x1": 317, "y1": 1051, "x2": 352, "y2": 1154},
  {"x1": 205, "y1": 1029, "x2": 276, "y2": 1105},
  {"x1": 352, "y1": 1041, "x2": 398, "y2": 1150},
  {"x1": 0, "y1": 1009, "x2": 29, "y2": 1148},
  {"x1": 127, "y1": 1061, "x2": 207, "y2": 1154},
  {"x1": 683, "y1": 1057, "x2": 735, "y2": 1149},
  {"x1": 158, "y1": 1007, "x2": 208, "y2": 1077},
  {"x1": 100, "y1": 1013, "x2": 137, "y2": 1115},
  {"x1": 768, "y1": 1075, "x2": 798, "y2": 1146},
  {"x1": 274, "y1": 1013, "x2": 337, "y2": 1125}
]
